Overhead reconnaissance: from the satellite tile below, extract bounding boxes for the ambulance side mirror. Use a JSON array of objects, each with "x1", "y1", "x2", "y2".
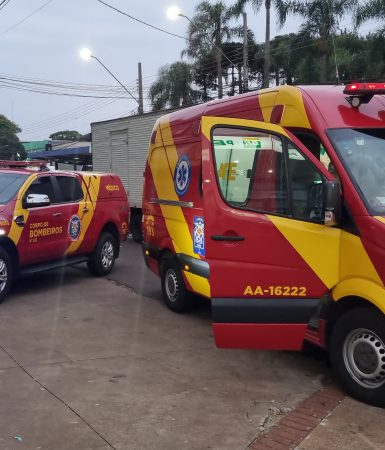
[
  {"x1": 324, "y1": 180, "x2": 341, "y2": 227},
  {"x1": 23, "y1": 194, "x2": 51, "y2": 209}
]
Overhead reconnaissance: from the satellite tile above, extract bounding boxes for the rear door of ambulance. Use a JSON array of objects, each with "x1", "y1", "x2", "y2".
[{"x1": 201, "y1": 116, "x2": 341, "y2": 350}]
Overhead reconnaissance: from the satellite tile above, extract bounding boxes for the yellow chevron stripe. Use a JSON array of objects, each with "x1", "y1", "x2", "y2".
[
  {"x1": 268, "y1": 215, "x2": 341, "y2": 289},
  {"x1": 65, "y1": 175, "x2": 101, "y2": 255},
  {"x1": 149, "y1": 116, "x2": 210, "y2": 297},
  {"x1": 8, "y1": 174, "x2": 37, "y2": 245},
  {"x1": 201, "y1": 116, "x2": 289, "y2": 141}
]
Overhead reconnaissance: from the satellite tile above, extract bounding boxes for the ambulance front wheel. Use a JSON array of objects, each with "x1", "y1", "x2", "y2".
[
  {"x1": 160, "y1": 257, "x2": 193, "y2": 313},
  {"x1": 0, "y1": 248, "x2": 12, "y2": 304},
  {"x1": 88, "y1": 232, "x2": 117, "y2": 276},
  {"x1": 330, "y1": 306, "x2": 385, "y2": 407}
]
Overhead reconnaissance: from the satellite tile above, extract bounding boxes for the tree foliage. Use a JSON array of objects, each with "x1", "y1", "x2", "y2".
[
  {"x1": 149, "y1": 62, "x2": 203, "y2": 111},
  {"x1": 148, "y1": 0, "x2": 385, "y2": 111},
  {"x1": 276, "y1": 0, "x2": 357, "y2": 82},
  {"x1": 183, "y1": 1, "x2": 242, "y2": 98},
  {"x1": 49, "y1": 130, "x2": 81, "y2": 141},
  {"x1": 0, "y1": 115, "x2": 26, "y2": 160},
  {"x1": 356, "y1": 0, "x2": 385, "y2": 33}
]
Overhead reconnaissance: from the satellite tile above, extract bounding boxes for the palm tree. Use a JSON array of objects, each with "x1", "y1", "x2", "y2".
[
  {"x1": 183, "y1": 1, "x2": 242, "y2": 99},
  {"x1": 233, "y1": 0, "x2": 283, "y2": 88},
  {"x1": 276, "y1": 0, "x2": 357, "y2": 83},
  {"x1": 149, "y1": 62, "x2": 202, "y2": 111},
  {"x1": 356, "y1": 0, "x2": 385, "y2": 34}
]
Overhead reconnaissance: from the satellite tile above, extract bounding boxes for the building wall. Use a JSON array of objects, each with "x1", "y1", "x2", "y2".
[{"x1": 91, "y1": 111, "x2": 167, "y2": 208}]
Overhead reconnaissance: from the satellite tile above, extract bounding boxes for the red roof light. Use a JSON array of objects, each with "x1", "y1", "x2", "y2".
[{"x1": 344, "y1": 82, "x2": 385, "y2": 95}]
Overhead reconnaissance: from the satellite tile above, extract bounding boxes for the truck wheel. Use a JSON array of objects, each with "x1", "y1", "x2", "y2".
[
  {"x1": 87, "y1": 232, "x2": 117, "y2": 277},
  {"x1": 160, "y1": 257, "x2": 193, "y2": 313},
  {"x1": 0, "y1": 249, "x2": 12, "y2": 304},
  {"x1": 330, "y1": 306, "x2": 385, "y2": 407},
  {"x1": 130, "y1": 210, "x2": 142, "y2": 243}
]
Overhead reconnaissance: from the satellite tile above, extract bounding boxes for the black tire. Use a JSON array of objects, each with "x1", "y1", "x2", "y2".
[
  {"x1": 160, "y1": 257, "x2": 193, "y2": 313},
  {"x1": 87, "y1": 232, "x2": 117, "y2": 277},
  {"x1": 330, "y1": 306, "x2": 385, "y2": 407},
  {"x1": 130, "y1": 210, "x2": 143, "y2": 243},
  {"x1": 0, "y1": 248, "x2": 13, "y2": 304}
]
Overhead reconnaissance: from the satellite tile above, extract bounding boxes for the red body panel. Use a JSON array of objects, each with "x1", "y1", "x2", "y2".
[
  {"x1": 0, "y1": 168, "x2": 129, "y2": 271},
  {"x1": 213, "y1": 323, "x2": 308, "y2": 351},
  {"x1": 143, "y1": 84, "x2": 385, "y2": 353}
]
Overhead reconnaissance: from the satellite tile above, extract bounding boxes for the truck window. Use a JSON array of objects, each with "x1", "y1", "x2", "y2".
[
  {"x1": 24, "y1": 176, "x2": 57, "y2": 204},
  {"x1": 328, "y1": 128, "x2": 385, "y2": 214},
  {"x1": 287, "y1": 143, "x2": 324, "y2": 221},
  {"x1": 212, "y1": 127, "x2": 325, "y2": 222},
  {"x1": 212, "y1": 127, "x2": 287, "y2": 214},
  {"x1": 0, "y1": 173, "x2": 28, "y2": 204},
  {"x1": 55, "y1": 176, "x2": 83, "y2": 202}
]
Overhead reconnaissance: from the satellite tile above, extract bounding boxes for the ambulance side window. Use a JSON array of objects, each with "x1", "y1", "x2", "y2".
[
  {"x1": 287, "y1": 143, "x2": 324, "y2": 221},
  {"x1": 55, "y1": 176, "x2": 83, "y2": 202},
  {"x1": 24, "y1": 176, "x2": 57, "y2": 204},
  {"x1": 212, "y1": 127, "x2": 288, "y2": 214}
]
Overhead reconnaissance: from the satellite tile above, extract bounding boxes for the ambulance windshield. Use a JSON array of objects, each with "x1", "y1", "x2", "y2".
[
  {"x1": 0, "y1": 173, "x2": 29, "y2": 204},
  {"x1": 329, "y1": 128, "x2": 385, "y2": 215}
]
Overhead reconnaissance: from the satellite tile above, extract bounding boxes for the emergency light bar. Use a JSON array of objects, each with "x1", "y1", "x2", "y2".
[
  {"x1": 344, "y1": 82, "x2": 385, "y2": 107},
  {"x1": 0, "y1": 160, "x2": 49, "y2": 170}
]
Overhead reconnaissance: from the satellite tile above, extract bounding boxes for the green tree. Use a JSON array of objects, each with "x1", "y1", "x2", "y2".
[
  {"x1": 276, "y1": 0, "x2": 357, "y2": 83},
  {"x1": 233, "y1": 0, "x2": 287, "y2": 88},
  {"x1": 183, "y1": 1, "x2": 242, "y2": 99},
  {"x1": 0, "y1": 115, "x2": 26, "y2": 160},
  {"x1": 49, "y1": 130, "x2": 81, "y2": 141},
  {"x1": 333, "y1": 32, "x2": 367, "y2": 82},
  {"x1": 192, "y1": 52, "x2": 218, "y2": 101},
  {"x1": 270, "y1": 32, "x2": 318, "y2": 84},
  {"x1": 149, "y1": 61, "x2": 202, "y2": 111},
  {"x1": 356, "y1": 0, "x2": 385, "y2": 34}
]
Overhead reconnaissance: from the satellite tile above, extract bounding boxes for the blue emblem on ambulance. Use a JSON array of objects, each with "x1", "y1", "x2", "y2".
[
  {"x1": 174, "y1": 156, "x2": 191, "y2": 196},
  {"x1": 69, "y1": 215, "x2": 81, "y2": 241}
]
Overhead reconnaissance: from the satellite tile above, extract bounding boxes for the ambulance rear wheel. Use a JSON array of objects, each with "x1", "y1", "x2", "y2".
[
  {"x1": 88, "y1": 232, "x2": 117, "y2": 276},
  {"x1": 0, "y1": 249, "x2": 12, "y2": 304},
  {"x1": 330, "y1": 306, "x2": 385, "y2": 407},
  {"x1": 160, "y1": 257, "x2": 193, "y2": 313}
]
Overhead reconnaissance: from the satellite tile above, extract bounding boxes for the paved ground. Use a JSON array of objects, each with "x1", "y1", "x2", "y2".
[{"x1": 0, "y1": 240, "x2": 383, "y2": 450}]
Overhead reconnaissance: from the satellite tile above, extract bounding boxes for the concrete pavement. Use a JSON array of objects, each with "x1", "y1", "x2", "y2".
[{"x1": 0, "y1": 240, "x2": 383, "y2": 449}]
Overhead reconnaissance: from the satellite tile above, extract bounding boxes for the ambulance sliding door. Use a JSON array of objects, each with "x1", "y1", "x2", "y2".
[{"x1": 201, "y1": 116, "x2": 340, "y2": 351}]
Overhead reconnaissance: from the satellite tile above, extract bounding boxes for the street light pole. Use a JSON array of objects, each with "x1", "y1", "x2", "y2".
[
  {"x1": 242, "y1": 12, "x2": 248, "y2": 93},
  {"x1": 80, "y1": 48, "x2": 143, "y2": 114}
]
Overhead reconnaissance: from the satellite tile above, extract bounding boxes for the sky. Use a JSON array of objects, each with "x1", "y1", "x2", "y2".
[{"x1": 0, "y1": 0, "x2": 368, "y2": 142}]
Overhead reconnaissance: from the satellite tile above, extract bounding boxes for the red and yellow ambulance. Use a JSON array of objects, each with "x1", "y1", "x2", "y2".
[
  {"x1": 142, "y1": 83, "x2": 385, "y2": 406},
  {"x1": 0, "y1": 161, "x2": 129, "y2": 303}
]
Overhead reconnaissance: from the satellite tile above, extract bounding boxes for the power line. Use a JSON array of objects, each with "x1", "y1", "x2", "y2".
[
  {"x1": 0, "y1": 0, "x2": 12, "y2": 12},
  {"x1": 95, "y1": 0, "x2": 185, "y2": 40},
  {"x1": 0, "y1": 0, "x2": 54, "y2": 37}
]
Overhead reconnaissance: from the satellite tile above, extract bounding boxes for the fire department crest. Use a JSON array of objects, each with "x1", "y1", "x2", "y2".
[
  {"x1": 174, "y1": 156, "x2": 191, "y2": 196},
  {"x1": 193, "y1": 216, "x2": 205, "y2": 256},
  {"x1": 69, "y1": 215, "x2": 81, "y2": 241}
]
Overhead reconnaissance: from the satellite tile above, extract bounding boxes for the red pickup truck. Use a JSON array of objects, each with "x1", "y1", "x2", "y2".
[{"x1": 0, "y1": 161, "x2": 129, "y2": 303}]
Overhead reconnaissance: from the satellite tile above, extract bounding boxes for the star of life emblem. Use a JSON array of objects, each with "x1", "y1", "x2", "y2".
[{"x1": 174, "y1": 156, "x2": 191, "y2": 196}]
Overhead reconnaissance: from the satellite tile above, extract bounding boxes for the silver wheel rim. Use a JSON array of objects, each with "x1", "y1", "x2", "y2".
[
  {"x1": 0, "y1": 259, "x2": 7, "y2": 293},
  {"x1": 101, "y1": 241, "x2": 114, "y2": 269},
  {"x1": 165, "y1": 268, "x2": 178, "y2": 302},
  {"x1": 343, "y1": 328, "x2": 385, "y2": 389}
]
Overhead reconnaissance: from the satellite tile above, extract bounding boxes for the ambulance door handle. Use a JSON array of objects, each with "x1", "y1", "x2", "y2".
[
  {"x1": 82, "y1": 207, "x2": 89, "y2": 213},
  {"x1": 52, "y1": 212, "x2": 62, "y2": 218},
  {"x1": 211, "y1": 235, "x2": 245, "y2": 242}
]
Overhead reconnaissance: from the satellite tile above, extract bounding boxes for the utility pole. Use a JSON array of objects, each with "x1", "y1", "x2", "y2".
[
  {"x1": 138, "y1": 62, "x2": 144, "y2": 115},
  {"x1": 243, "y1": 12, "x2": 248, "y2": 93}
]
